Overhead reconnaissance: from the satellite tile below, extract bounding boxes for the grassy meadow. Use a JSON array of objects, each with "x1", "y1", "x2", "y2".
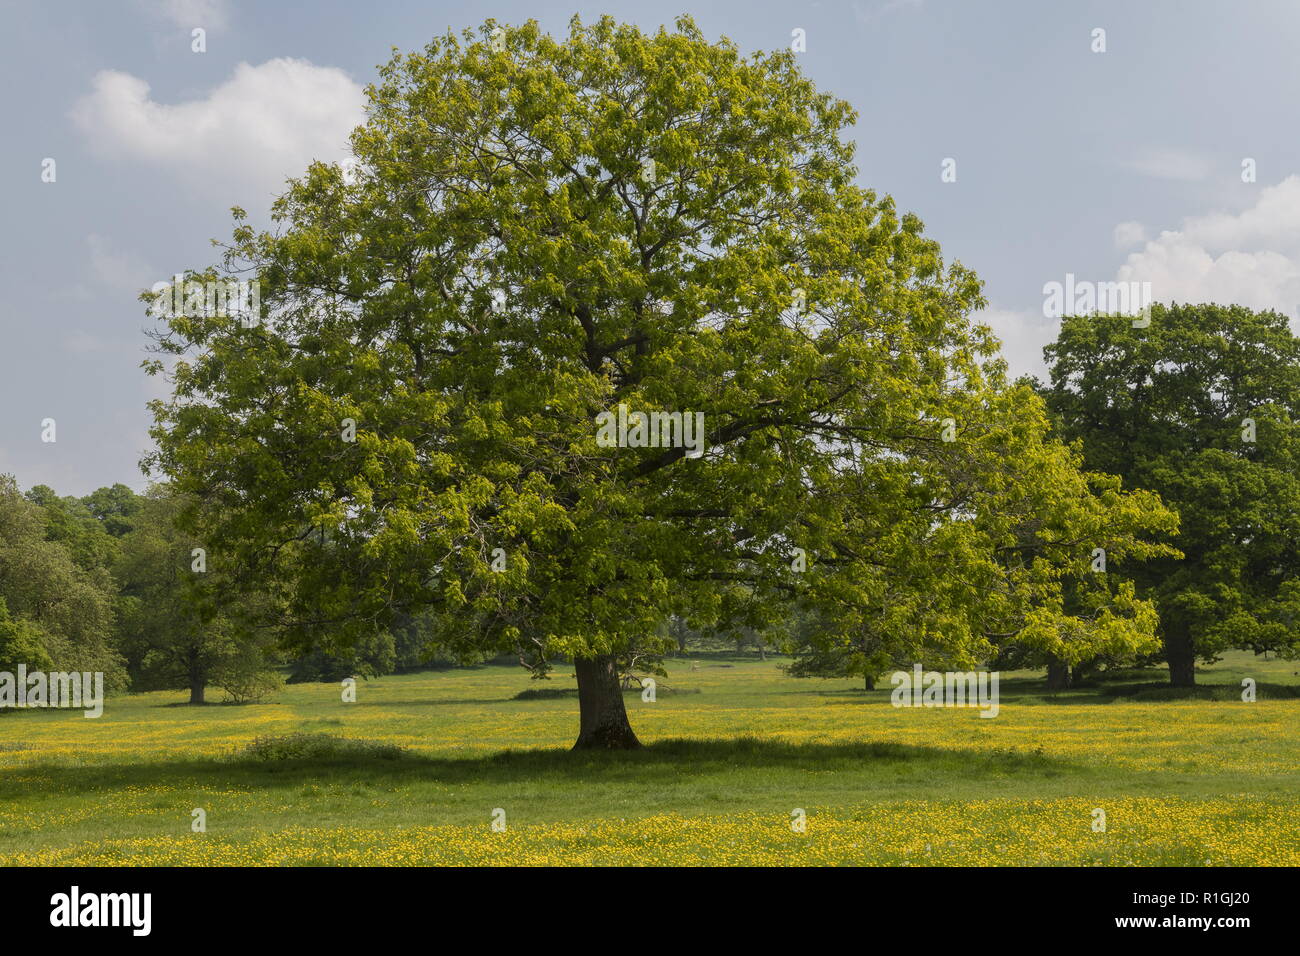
[{"x1": 2, "y1": 651, "x2": 1298, "y2": 866}]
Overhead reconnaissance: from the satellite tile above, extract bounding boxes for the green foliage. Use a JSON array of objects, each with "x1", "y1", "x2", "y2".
[
  {"x1": 1041, "y1": 303, "x2": 1300, "y2": 672},
  {"x1": 81, "y1": 484, "x2": 143, "y2": 538},
  {"x1": 212, "y1": 649, "x2": 285, "y2": 704},
  {"x1": 287, "y1": 631, "x2": 395, "y2": 683},
  {"x1": 144, "y1": 16, "x2": 1175, "y2": 719},
  {"x1": 114, "y1": 485, "x2": 279, "y2": 699},
  {"x1": 783, "y1": 603, "x2": 907, "y2": 686},
  {"x1": 0, "y1": 598, "x2": 53, "y2": 675},
  {"x1": 285, "y1": 608, "x2": 474, "y2": 683},
  {"x1": 24, "y1": 484, "x2": 120, "y2": 573},
  {"x1": 0, "y1": 476, "x2": 126, "y2": 688}
]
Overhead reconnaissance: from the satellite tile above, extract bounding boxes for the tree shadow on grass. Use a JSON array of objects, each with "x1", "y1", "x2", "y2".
[
  {"x1": 792, "y1": 677, "x2": 1090, "y2": 706},
  {"x1": 153, "y1": 700, "x2": 284, "y2": 709},
  {"x1": 788, "y1": 672, "x2": 1300, "y2": 706},
  {"x1": 0, "y1": 735, "x2": 1073, "y2": 800},
  {"x1": 1000, "y1": 679, "x2": 1300, "y2": 705},
  {"x1": 1099, "y1": 681, "x2": 1300, "y2": 702},
  {"x1": 347, "y1": 698, "x2": 517, "y2": 707}
]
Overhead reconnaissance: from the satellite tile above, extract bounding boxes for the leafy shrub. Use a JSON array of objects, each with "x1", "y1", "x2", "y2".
[
  {"x1": 236, "y1": 733, "x2": 406, "y2": 762},
  {"x1": 215, "y1": 666, "x2": 284, "y2": 704},
  {"x1": 512, "y1": 687, "x2": 577, "y2": 701}
]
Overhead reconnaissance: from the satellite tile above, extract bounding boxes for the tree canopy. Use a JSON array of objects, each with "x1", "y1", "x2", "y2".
[
  {"x1": 145, "y1": 16, "x2": 1175, "y2": 747},
  {"x1": 0, "y1": 476, "x2": 126, "y2": 687},
  {"x1": 1040, "y1": 303, "x2": 1300, "y2": 684}
]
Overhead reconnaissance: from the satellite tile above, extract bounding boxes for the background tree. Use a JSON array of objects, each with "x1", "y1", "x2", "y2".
[
  {"x1": 115, "y1": 486, "x2": 279, "y2": 703},
  {"x1": 82, "y1": 484, "x2": 143, "y2": 538},
  {"x1": 286, "y1": 630, "x2": 396, "y2": 684},
  {"x1": 25, "y1": 484, "x2": 122, "y2": 573},
  {"x1": 0, "y1": 476, "x2": 126, "y2": 687},
  {"x1": 1040, "y1": 303, "x2": 1300, "y2": 685},
  {"x1": 784, "y1": 603, "x2": 903, "y2": 690},
  {"x1": 0, "y1": 597, "x2": 54, "y2": 679},
  {"x1": 146, "y1": 16, "x2": 1174, "y2": 749}
]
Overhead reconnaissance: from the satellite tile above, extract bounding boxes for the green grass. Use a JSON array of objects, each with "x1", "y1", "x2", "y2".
[{"x1": 1, "y1": 651, "x2": 1297, "y2": 865}]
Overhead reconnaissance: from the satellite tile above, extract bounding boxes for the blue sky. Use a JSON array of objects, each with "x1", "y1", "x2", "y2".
[{"x1": 4, "y1": 0, "x2": 1300, "y2": 494}]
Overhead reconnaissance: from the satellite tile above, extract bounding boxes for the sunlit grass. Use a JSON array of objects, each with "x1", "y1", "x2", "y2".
[{"x1": 1, "y1": 651, "x2": 1297, "y2": 865}]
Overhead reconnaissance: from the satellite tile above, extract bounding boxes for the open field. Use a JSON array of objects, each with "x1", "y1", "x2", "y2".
[{"x1": 2, "y1": 651, "x2": 1297, "y2": 866}]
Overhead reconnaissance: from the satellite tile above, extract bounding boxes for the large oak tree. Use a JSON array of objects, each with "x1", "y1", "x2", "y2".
[{"x1": 146, "y1": 17, "x2": 1173, "y2": 748}]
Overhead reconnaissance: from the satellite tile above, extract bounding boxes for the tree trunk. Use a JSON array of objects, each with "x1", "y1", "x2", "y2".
[
  {"x1": 1046, "y1": 658, "x2": 1071, "y2": 691},
  {"x1": 573, "y1": 655, "x2": 641, "y2": 750},
  {"x1": 187, "y1": 649, "x2": 206, "y2": 704},
  {"x1": 864, "y1": 673, "x2": 875, "y2": 691},
  {"x1": 1165, "y1": 628, "x2": 1197, "y2": 687}
]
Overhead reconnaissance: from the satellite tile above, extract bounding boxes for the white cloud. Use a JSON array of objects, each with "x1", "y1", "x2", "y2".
[
  {"x1": 1116, "y1": 175, "x2": 1300, "y2": 314},
  {"x1": 136, "y1": 0, "x2": 229, "y2": 31},
  {"x1": 974, "y1": 307, "x2": 1056, "y2": 382},
  {"x1": 988, "y1": 177, "x2": 1300, "y2": 382},
  {"x1": 72, "y1": 58, "x2": 366, "y2": 202},
  {"x1": 1123, "y1": 148, "x2": 1214, "y2": 183},
  {"x1": 1113, "y1": 220, "x2": 1147, "y2": 249}
]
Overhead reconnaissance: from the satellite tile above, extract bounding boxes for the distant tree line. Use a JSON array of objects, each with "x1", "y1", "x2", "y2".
[{"x1": 0, "y1": 479, "x2": 473, "y2": 705}]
